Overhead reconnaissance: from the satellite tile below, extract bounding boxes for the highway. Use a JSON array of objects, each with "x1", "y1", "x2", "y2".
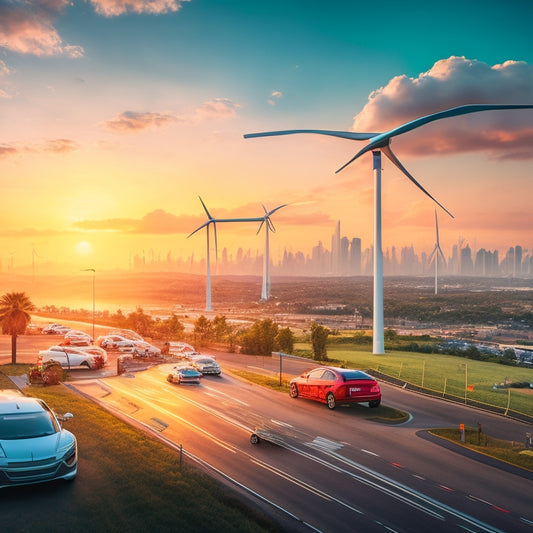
[
  {"x1": 2, "y1": 333, "x2": 532, "y2": 532},
  {"x1": 71, "y1": 353, "x2": 532, "y2": 533}
]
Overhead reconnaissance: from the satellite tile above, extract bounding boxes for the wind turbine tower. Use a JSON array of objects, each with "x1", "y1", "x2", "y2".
[
  {"x1": 428, "y1": 210, "x2": 446, "y2": 295},
  {"x1": 257, "y1": 203, "x2": 287, "y2": 301},
  {"x1": 244, "y1": 103, "x2": 533, "y2": 354}
]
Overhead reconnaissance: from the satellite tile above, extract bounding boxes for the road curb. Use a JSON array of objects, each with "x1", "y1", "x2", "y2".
[{"x1": 417, "y1": 429, "x2": 533, "y2": 481}]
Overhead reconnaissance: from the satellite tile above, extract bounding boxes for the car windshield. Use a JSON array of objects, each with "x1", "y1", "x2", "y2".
[
  {"x1": 0, "y1": 411, "x2": 59, "y2": 439},
  {"x1": 339, "y1": 370, "x2": 373, "y2": 381}
]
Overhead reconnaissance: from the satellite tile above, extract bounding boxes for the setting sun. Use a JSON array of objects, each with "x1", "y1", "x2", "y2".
[{"x1": 75, "y1": 240, "x2": 93, "y2": 256}]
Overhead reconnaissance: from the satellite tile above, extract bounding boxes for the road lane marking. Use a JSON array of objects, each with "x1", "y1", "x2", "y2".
[
  {"x1": 95, "y1": 380, "x2": 238, "y2": 453},
  {"x1": 250, "y1": 459, "x2": 333, "y2": 502}
]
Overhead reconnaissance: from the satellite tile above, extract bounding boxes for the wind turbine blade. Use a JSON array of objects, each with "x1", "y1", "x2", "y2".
[
  {"x1": 188, "y1": 221, "x2": 211, "y2": 238},
  {"x1": 434, "y1": 209, "x2": 441, "y2": 245},
  {"x1": 428, "y1": 245, "x2": 438, "y2": 263},
  {"x1": 381, "y1": 144, "x2": 454, "y2": 219},
  {"x1": 199, "y1": 196, "x2": 214, "y2": 220},
  {"x1": 335, "y1": 144, "x2": 374, "y2": 173},
  {"x1": 266, "y1": 203, "x2": 288, "y2": 217},
  {"x1": 256, "y1": 220, "x2": 265, "y2": 235},
  {"x1": 437, "y1": 245, "x2": 446, "y2": 263},
  {"x1": 366, "y1": 104, "x2": 533, "y2": 151},
  {"x1": 244, "y1": 129, "x2": 379, "y2": 141}
]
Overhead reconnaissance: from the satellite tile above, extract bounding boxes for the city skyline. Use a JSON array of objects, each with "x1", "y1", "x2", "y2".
[
  {"x1": 5, "y1": 220, "x2": 530, "y2": 279},
  {"x1": 1, "y1": 1, "x2": 532, "y2": 275}
]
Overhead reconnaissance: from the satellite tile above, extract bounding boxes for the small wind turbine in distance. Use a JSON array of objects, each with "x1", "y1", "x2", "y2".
[
  {"x1": 188, "y1": 197, "x2": 284, "y2": 310},
  {"x1": 256, "y1": 203, "x2": 287, "y2": 301},
  {"x1": 244, "y1": 103, "x2": 533, "y2": 354},
  {"x1": 428, "y1": 210, "x2": 446, "y2": 295}
]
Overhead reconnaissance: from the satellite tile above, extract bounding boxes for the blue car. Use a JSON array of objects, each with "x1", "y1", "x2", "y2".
[{"x1": 0, "y1": 394, "x2": 77, "y2": 488}]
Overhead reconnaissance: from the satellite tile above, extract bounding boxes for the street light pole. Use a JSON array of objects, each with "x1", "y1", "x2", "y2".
[{"x1": 81, "y1": 268, "x2": 96, "y2": 340}]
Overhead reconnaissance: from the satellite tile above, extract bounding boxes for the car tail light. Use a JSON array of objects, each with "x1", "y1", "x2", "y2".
[{"x1": 370, "y1": 383, "x2": 380, "y2": 393}]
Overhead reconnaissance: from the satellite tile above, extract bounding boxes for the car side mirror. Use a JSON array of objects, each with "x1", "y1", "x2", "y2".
[{"x1": 58, "y1": 412, "x2": 74, "y2": 422}]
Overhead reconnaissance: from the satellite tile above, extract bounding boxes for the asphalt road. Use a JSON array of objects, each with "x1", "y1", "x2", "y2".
[
  {"x1": 71, "y1": 357, "x2": 532, "y2": 533},
  {"x1": 2, "y1": 329, "x2": 533, "y2": 532}
]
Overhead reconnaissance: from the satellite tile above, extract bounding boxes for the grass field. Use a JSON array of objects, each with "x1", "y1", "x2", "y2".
[{"x1": 295, "y1": 343, "x2": 533, "y2": 418}]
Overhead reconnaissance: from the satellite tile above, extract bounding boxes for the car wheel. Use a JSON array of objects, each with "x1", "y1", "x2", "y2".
[
  {"x1": 326, "y1": 392, "x2": 336, "y2": 409},
  {"x1": 289, "y1": 383, "x2": 299, "y2": 398},
  {"x1": 369, "y1": 399, "x2": 381, "y2": 408},
  {"x1": 250, "y1": 433, "x2": 260, "y2": 445},
  {"x1": 167, "y1": 374, "x2": 173, "y2": 383},
  {"x1": 81, "y1": 361, "x2": 91, "y2": 369}
]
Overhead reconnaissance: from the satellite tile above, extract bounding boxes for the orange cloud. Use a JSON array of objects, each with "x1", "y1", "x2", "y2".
[
  {"x1": 103, "y1": 111, "x2": 180, "y2": 133},
  {"x1": 352, "y1": 56, "x2": 533, "y2": 160},
  {"x1": 0, "y1": 0, "x2": 83, "y2": 57},
  {"x1": 0, "y1": 138, "x2": 79, "y2": 158},
  {"x1": 72, "y1": 205, "x2": 334, "y2": 235}
]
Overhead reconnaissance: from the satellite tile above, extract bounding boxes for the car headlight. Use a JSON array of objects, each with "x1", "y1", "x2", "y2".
[
  {"x1": 58, "y1": 437, "x2": 77, "y2": 459},
  {"x1": 62, "y1": 441, "x2": 77, "y2": 466}
]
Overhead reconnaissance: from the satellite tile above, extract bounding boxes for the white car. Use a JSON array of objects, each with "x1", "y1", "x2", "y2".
[
  {"x1": 191, "y1": 355, "x2": 221, "y2": 376},
  {"x1": 106, "y1": 329, "x2": 144, "y2": 341},
  {"x1": 64, "y1": 330, "x2": 93, "y2": 346},
  {"x1": 130, "y1": 341, "x2": 161, "y2": 357},
  {"x1": 97, "y1": 335, "x2": 160, "y2": 356},
  {"x1": 97, "y1": 334, "x2": 134, "y2": 350},
  {"x1": 39, "y1": 345, "x2": 108, "y2": 370},
  {"x1": 42, "y1": 324, "x2": 71, "y2": 335},
  {"x1": 0, "y1": 393, "x2": 77, "y2": 488}
]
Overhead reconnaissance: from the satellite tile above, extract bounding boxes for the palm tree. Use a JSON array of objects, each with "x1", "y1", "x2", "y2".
[{"x1": 0, "y1": 292, "x2": 35, "y2": 364}]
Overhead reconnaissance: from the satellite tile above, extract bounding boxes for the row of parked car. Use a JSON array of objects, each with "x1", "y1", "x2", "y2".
[{"x1": 37, "y1": 325, "x2": 163, "y2": 371}]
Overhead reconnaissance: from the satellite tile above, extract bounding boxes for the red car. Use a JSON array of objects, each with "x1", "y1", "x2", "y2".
[{"x1": 289, "y1": 367, "x2": 381, "y2": 409}]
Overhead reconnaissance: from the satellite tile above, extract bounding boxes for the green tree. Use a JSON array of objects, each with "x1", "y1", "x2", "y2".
[
  {"x1": 212, "y1": 315, "x2": 230, "y2": 342},
  {"x1": 0, "y1": 292, "x2": 35, "y2": 364},
  {"x1": 126, "y1": 307, "x2": 154, "y2": 337},
  {"x1": 276, "y1": 327, "x2": 295, "y2": 354},
  {"x1": 194, "y1": 315, "x2": 214, "y2": 347},
  {"x1": 240, "y1": 319, "x2": 279, "y2": 355},
  {"x1": 155, "y1": 314, "x2": 185, "y2": 340},
  {"x1": 310, "y1": 321, "x2": 329, "y2": 361}
]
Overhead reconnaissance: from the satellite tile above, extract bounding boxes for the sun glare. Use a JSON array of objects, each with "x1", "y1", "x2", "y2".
[{"x1": 75, "y1": 240, "x2": 93, "y2": 256}]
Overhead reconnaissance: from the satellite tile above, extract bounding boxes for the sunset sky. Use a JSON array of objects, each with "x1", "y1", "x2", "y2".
[{"x1": 1, "y1": 0, "x2": 532, "y2": 275}]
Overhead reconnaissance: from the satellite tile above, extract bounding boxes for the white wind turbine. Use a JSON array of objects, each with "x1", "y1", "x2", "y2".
[
  {"x1": 428, "y1": 210, "x2": 446, "y2": 295},
  {"x1": 256, "y1": 204, "x2": 287, "y2": 301},
  {"x1": 188, "y1": 197, "x2": 286, "y2": 310},
  {"x1": 245, "y1": 103, "x2": 533, "y2": 354}
]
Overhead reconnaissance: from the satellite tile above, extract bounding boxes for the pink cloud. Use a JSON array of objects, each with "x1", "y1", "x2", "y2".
[
  {"x1": 103, "y1": 111, "x2": 180, "y2": 133},
  {"x1": 43, "y1": 138, "x2": 79, "y2": 153},
  {"x1": 103, "y1": 98, "x2": 242, "y2": 135},
  {"x1": 0, "y1": 138, "x2": 79, "y2": 158},
  {"x1": 193, "y1": 98, "x2": 242, "y2": 121},
  {"x1": 90, "y1": 0, "x2": 189, "y2": 17},
  {"x1": 72, "y1": 205, "x2": 331, "y2": 235},
  {"x1": 0, "y1": 0, "x2": 83, "y2": 57},
  {"x1": 352, "y1": 57, "x2": 533, "y2": 160}
]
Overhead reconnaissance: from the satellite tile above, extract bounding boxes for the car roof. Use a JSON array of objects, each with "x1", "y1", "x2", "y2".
[
  {"x1": 0, "y1": 395, "x2": 46, "y2": 415},
  {"x1": 311, "y1": 366, "x2": 375, "y2": 380}
]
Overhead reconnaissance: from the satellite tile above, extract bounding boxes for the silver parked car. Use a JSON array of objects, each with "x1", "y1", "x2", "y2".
[
  {"x1": 0, "y1": 394, "x2": 77, "y2": 488},
  {"x1": 191, "y1": 356, "x2": 221, "y2": 376}
]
